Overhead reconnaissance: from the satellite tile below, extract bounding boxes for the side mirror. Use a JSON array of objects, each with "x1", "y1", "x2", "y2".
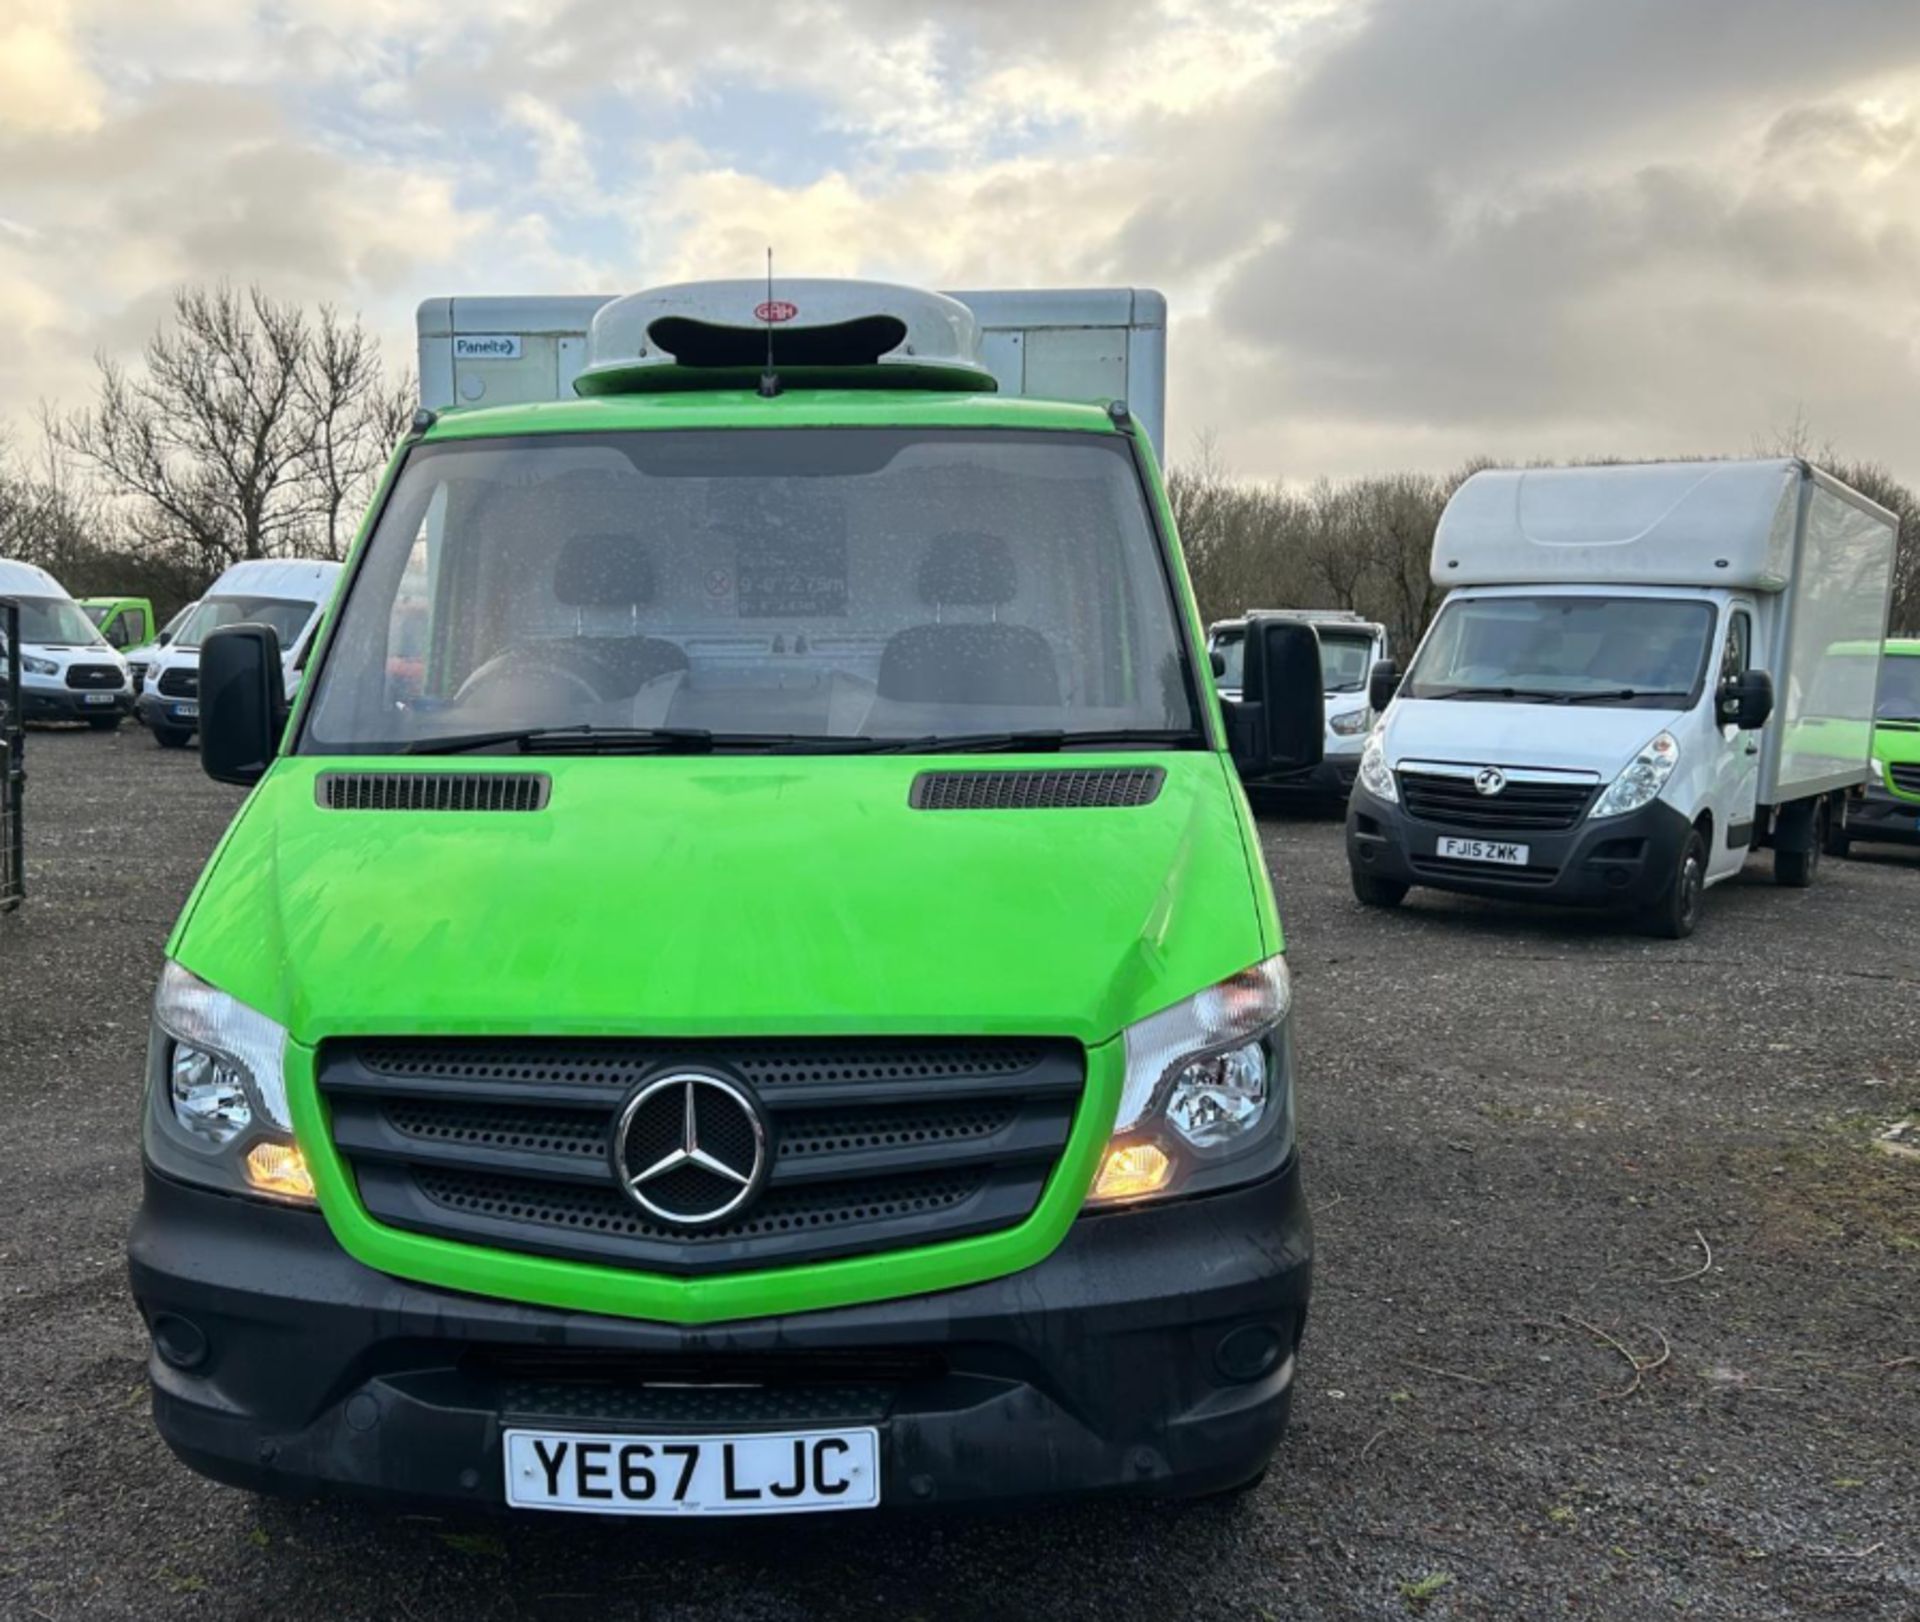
[
  {"x1": 1225, "y1": 615, "x2": 1325, "y2": 778},
  {"x1": 199, "y1": 624, "x2": 287, "y2": 786},
  {"x1": 1368, "y1": 658, "x2": 1402, "y2": 713},
  {"x1": 1719, "y1": 669, "x2": 1774, "y2": 731},
  {"x1": 1209, "y1": 649, "x2": 1226, "y2": 679},
  {"x1": 157, "y1": 630, "x2": 173, "y2": 647}
]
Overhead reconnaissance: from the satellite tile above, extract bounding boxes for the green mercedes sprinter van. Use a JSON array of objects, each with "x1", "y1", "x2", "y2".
[{"x1": 127, "y1": 279, "x2": 1325, "y2": 1515}]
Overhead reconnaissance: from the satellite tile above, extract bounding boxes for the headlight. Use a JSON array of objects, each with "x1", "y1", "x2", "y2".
[
  {"x1": 1087, "y1": 957, "x2": 1296, "y2": 1207},
  {"x1": 1328, "y1": 707, "x2": 1371, "y2": 737},
  {"x1": 21, "y1": 654, "x2": 57, "y2": 676},
  {"x1": 145, "y1": 962, "x2": 314, "y2": 1204},
  {"x1": 1870, "y1": 755, "x2": 1886, "y2": 783},
  {"x1": 1589, "y1": 730, "x2": 1680, "y2": 820},
  {"x1": 1358, "y1": 731, "x2": 1398, "y2": 803}
]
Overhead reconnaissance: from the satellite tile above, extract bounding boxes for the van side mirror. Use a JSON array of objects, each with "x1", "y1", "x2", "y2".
[
  {"x1": 157, "y1": 630, "x2": 173, "y2": 648},
  {"x1": 1225, "y1": 615, "x2": 1325, "y2": 778},
  {"x1": 1719, "y1": 668, "x2": 1773, "y2": 731},
  {"x1": 1368, "y1": 658, "x2": 1402, "y2": 713},
  {"x1": 200, "y1": 624, "x2": 287, "y2": 786}
]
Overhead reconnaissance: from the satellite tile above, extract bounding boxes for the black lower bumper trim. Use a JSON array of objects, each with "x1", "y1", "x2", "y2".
[
  {"x1": 128, "y1": 1165, "x2": 1311, "y2": 1510},
  {"x1": 22, "y1": 688, "x2": 130, "y2": 721},
  {"x1": 1846, "y1": 785, "x2": 1920, "y2": 846},
  {"x1": 1347, "y1": 787, "x2": 1694, "y2": 908}
]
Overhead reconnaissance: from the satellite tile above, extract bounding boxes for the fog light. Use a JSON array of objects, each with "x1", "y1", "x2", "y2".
[
  {"x1": 1092, "y1": 1143, "x2": 1172, "y2": 1201},
  {"x1": 151, "y1": 1312, "x2": 209, "y2": 1371},
  {"x1": 1214, "y1": 1323, "x2": 1284, "y2": 1383},
  {"x1": 243, "y1": 1141, "x2": 315, "y2": 1201}
]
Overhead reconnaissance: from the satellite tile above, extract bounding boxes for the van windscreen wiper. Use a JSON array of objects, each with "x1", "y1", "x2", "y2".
[
  {"x1": 1424, "y1": 686, "x2": 1566, "y2": 703},
  {"x1": 1558, "y1": 688, "x2": 1692, "y2": 705},
  {"x1": 868, "y1": 727, "x2": 1205, "y2": 755},
  {"x1": 404, "y1": 725, "x2": 716, "y2": 756}
]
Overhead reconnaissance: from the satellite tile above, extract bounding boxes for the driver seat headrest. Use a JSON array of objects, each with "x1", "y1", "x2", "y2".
[
  {"x1": 918, "y1": 531, "x2": 1017, "y2": 608},
  {"x1": 554, "y1": 533, "x2": 659, "y2": 608}
]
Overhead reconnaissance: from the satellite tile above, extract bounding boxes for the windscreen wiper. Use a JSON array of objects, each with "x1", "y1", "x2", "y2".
[
  {"x1": 404, "y1": 725, "x2": 716, "y2": 756},
  {"x1": 1559, "y1": 688, "x2": 1691, "y2": 705},
  {"x1": 869, "y1": 727, "x2": 1205, "y2": 755},
  {"x1": 1426, "y1": 686, "x2": 1564, "y2": 703}
]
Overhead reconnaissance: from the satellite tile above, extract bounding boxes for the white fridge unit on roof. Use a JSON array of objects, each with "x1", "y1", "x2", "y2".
[{"x1": 416, "y1": 286, "x2": 1169, "y2": 457}]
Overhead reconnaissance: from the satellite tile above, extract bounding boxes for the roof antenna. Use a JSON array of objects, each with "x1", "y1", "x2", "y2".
[{"x1": 758, "y1": 245, "x2": 782, "y2": 398}]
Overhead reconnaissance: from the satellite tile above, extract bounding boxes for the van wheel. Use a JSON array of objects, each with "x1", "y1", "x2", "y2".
[
  {"x1": 153, "y1": 725, "x2": 193, "y2": 750},
  {"x1": 1775, "y1": 804, "x2": 1824, "y2": 888},
  {"x1": 1351, "y1": 869, "x2": 1409, "y2": 909},
  {"x1": 86, "y1": 715, "x2": 121, "y2": 732},
  {"x1": 1641, "y1": 828, "x2": 1706, "y2": 939}
]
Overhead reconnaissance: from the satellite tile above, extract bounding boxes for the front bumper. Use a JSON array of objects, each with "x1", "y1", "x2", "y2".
[
  {"x1": 20, "y1": 684, "x2": 131, "y2": 721},
  {"x1": 136, "y1": 692, "x2": 199, "y2": 731},
  {"x1": 1846, "y1": 783, "x2": 1920, "y2": 846},
  {"x1": 129, "y1": 1163, "x2": 1311, "y2": 1510},
  {"x1": 1346, "y1": 786, "x2": 1693, "y2": 908},
  {"x1": 1246, "y1": 753, "x2": 1360, "y2": 798}
]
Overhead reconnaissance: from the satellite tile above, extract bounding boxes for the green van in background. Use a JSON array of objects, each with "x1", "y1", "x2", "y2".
[{"x1": 1831, "y1": 637, "x2": 1920, "y2": 855}]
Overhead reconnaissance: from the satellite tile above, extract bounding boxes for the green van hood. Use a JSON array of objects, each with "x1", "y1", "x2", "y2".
[{"x1": 172, "y1": 752, "x2": 1274, "y2": 1047}]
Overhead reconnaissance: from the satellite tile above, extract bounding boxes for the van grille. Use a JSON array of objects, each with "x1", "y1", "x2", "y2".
[
  {"x1": 317, "y1": 772, "x2": 550, "y2": 812},
  {"x1": 64, "y1": 664, "x2": 123, "y2": 691},
  {"x1": 317, "y1": 1038, "x2": 1085, "y2": 1276},
  {"x1": 156, "y1": 667, "x2": 198, "y2": 699},
  {"x1": 1399, "y1": 768, "x2": 1594, "y2": 831},
  {"x1": 1890, "y1": 763, "x2": 1920, "y2": 798}
]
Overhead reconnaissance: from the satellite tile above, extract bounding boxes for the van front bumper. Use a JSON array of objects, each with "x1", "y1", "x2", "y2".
[
  {"x1": 1846, "y1": 783, "x2": 1920, "y2": 846},
  {"x1": 129, "y1": 1163, "x2": 1311, "y2": 1511},
  {"x1": 1346, "y1": 786, "x2": 1693, "y2": 908},
  {"x1": 20, "y1": 684, "x2": 130, "y2": 721},
  {"x1": 135, "y1": 693, "x2": 199, "y2": 731}
]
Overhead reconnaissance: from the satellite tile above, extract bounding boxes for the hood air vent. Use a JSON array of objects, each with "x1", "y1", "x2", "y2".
[
  {"x1": 909, "y1": 768, "x2": 1165, "y2": 811},
  {"x1": 317, "y1": 772, "x2": 551, "y2": 812}
]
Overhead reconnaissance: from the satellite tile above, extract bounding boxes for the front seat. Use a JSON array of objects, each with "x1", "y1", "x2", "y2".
[
  {"x1": 877, "y1": 531, "x2": 1059, "y2": 708},
  {"x1": 549, "y1": 531, "x2": 688, "y2": 697}
]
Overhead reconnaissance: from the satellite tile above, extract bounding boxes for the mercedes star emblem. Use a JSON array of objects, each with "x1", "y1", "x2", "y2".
[
  {"x1": 1473, "y1": 767, "x2": 1508, "y2": 797},
  {"x1": 611, "y1": 1072, "x2": 769, "y2": 1227}
]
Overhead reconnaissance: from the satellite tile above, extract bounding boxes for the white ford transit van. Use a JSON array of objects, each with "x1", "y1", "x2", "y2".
[{"x1": 0, "y1": 559, "x2": 132, "y2": 729}]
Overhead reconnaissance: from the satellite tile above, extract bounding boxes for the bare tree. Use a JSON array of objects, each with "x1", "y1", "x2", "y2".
[{"x1": 50, "y1": 284, "x2": 405, "y2": 574}]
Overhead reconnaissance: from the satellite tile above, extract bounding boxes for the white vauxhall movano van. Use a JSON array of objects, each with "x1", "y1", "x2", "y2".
[
  {"x1": 138, "y1": 560, "x2": 343, "y2": 748},
  {"x1": 0, "y1": 559, "x2": 133, "y2": 729},
  {"x1": 1348, "y1": 460, "x2": 1897, "y2": 938}
]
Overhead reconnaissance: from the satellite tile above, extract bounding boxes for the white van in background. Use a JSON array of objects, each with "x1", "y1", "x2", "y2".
[
  {"x1": 0, "y1": 559, "x2": 132, "y2": 730},
  {"x1": 1349, "y1": 459, "x2": 1897, "y2": 937},
  {"x1": 1212, "y1": 610, "x2": 1388, "y2": 801},
  {"x1": 138, "y1": 560, "x2": 343, "y2": 748}
]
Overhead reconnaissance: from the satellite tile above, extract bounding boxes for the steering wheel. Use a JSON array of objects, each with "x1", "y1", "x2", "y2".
[{"x1": 453, "y1": 646, "x2": 608, "y2": 710}]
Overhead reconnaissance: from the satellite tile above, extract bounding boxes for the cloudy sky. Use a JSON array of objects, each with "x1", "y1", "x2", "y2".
[{"x1": 3, "y1": 0, "x2": 1919, "y2": 483}]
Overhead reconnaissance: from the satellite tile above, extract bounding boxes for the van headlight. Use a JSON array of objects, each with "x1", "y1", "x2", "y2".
[
  {"x1": 22, "y1": 654, "x2": 57, "y2": 677},
  {"x1": 1589, "y1": 730, "x2": 1680, "y2": 820},
  {"x1": 1087, "y1": 957, "x2": 1296, "y2": 1206},
  {"x1": 1358, "y1": 731, "x2": 1397, "y2": 802},
  {"x1": 1328, "y1": 707, "x2": 1371, "y2": 737},
  {"x1": 144, "y1": 962, "x2": 315, "y2": 1205}
]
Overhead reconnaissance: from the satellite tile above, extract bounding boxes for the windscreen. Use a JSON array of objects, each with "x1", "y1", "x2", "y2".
[
  {"x1": 81, "y1": 603, "x2": 110, "y2": 627},
  {"x1": 1405, "y1": 595, "x2": 1714, "y2": 707},
  {"x1": 302, "y1": 428, "x2": 1200, "y2": 753},
  {"x1": 178, "y1": 595, "x2": 316, "y2": 651},
  {"x1": 1318, "y1": 631, "x2": 1373, "y2": 693},
  {"x1": 12, "y1": 596, "x2": 107, "y2": 647},
  {"x1": 1877, "y1": 655, "x2": 1920, "y2": 722}
]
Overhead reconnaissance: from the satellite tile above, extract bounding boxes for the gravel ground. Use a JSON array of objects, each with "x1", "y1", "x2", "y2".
[{"x1": 2, "y1": 725, "x2": 1915, "y2": 1620}]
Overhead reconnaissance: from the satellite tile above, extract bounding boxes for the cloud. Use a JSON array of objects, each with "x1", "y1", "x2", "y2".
[{"x1": 4, "y1": 0, "x2": 1920, "y2": 497}]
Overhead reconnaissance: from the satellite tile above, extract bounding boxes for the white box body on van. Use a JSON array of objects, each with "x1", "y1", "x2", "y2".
[{"x1": 417, "y1": 288, "x2": 1169, "y2": 459}]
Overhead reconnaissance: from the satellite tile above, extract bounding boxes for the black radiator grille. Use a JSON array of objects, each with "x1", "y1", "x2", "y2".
[
  {"x1": 156, "y1": 667, "x2": 198, "y2": 698},
  {"x1": 1890, "y1": 763, "x2": 1920, "y2": 798},
  {"x1": 319, "y1": 1037, "x2": 1085, "y2": 1276},
  {"x1": 1398, "y1": 768, "x2": 1594, "y2": 831},
  {"x1": 64, "y1": 663, "x2": 123, "y2": 690}
]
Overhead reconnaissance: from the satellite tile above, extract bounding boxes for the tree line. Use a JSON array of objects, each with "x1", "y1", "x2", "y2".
[{"x1": 3, "y1": 282, "x2": 1918, "y2": 637}]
